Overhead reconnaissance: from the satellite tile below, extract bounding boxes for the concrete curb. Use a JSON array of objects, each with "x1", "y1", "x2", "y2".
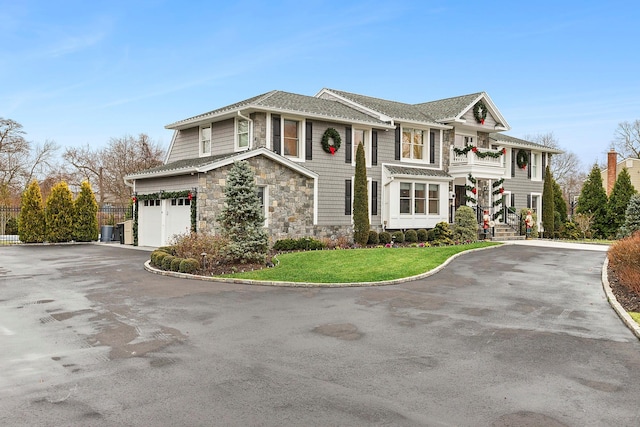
[
  {"x1": 601, "y1": 256, "x2": 640, "y2": 340},
  {"x1": 143, "y1": 244, "x2": 500, "y2": 288}
]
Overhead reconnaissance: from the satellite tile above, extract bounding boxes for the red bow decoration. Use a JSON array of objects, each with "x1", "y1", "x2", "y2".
[
  {"x1": 132, "y1": 196, "x2": 137, "y2": 203},
  {"x1": 480, "y1": 119, "x2": 485, "y2": 125},
  {"x1": 472, "y1": 147, "x2": 478, "y2": 153},
  {"x1": 502, "y1": 148, "x2": 506, "y2": 154},
  {"x1": 329, "y1": 146, "x2": 335, "y2": 155},
  {"x1": 188, "y1": 192, "x2": 193, "y2": 200},
  {"x1": 471, "y1": 188, "x2": 477, "y2": 194},
  {"x1": 499, "y1": 188, "x2": 504, "y2": 194}
]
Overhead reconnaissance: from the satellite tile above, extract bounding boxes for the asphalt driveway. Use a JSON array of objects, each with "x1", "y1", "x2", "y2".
[{"x1": 1, "y1": 242, "x2": 639, "y2": 426}]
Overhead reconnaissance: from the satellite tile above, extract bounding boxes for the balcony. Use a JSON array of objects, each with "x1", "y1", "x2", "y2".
[{"x1": 449, "y1": 146, "x2": 507, "y2": 179}]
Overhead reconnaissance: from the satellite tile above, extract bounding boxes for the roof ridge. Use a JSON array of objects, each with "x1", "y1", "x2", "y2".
[{"x1": 414, "y1": 92, "x2": 484, "y2": 106}]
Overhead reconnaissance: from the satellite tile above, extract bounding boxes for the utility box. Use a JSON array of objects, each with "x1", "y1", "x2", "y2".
[{"x1": 123, "y1": 220, "x2": 133, "y2": 245}]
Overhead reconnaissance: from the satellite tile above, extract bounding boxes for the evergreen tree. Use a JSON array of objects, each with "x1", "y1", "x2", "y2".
[
  {"x1": 217, "y1": 161, "x2": 268, "y2": 264},
  {"x1": 352, "y1": 142, "x2": 370, "y2": 246},
  {"x1": 18, "y1": 180, "x2": 46, "y2": 243},
  {"x1": 45, "y1": 181, "x2": 74, "y2": 243},
  {"x1": 618, "y1": 193, "x2": 640, "y2": 238},
  {"x1": 553, "y1": 180, "x2": 567, "y2": 224},
  {"x1": 452, "y1": 205, "x2": 477, "y2": 243},
  {"x1": 607, "y1": 168, "x2": 637, "y2": 238},
  {"x1": 576, "y1": 164, "x2": 608, "y2": 238},
  {"x1": 542, "y1": 164, "x2": 555, "y2": 238},
  {"x1": 74, "y1": 180, "x2": 99, "y2": 242}
]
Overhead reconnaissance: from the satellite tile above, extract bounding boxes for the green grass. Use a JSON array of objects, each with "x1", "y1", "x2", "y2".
[
  {"x1": 220, "y1": 242, "x2": 499, "y2": 283},
  {"x1": 629, "y1": 312, "x2": 640, "y2": 325}
]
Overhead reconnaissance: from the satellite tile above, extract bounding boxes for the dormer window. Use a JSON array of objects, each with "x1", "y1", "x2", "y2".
[{"x1": 236, "y1": 118, "x2": 249, "y2": 151}]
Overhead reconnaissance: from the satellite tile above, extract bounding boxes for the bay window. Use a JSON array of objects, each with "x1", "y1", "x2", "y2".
[{"x1": 399, "y1": 182, "x2": 439, "y2": 215}]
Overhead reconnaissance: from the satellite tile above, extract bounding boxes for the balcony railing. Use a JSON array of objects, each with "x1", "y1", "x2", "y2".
[{"x1": 450, "y1": 146, "x2": 505, "y2": 168}]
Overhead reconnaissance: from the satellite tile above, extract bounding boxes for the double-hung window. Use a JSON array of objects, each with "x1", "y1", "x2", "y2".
[
  {"x1": 402, "y1": 128, "x2": 425, "y2": 161},
  {"x1": 428, "y1": 184, "x2": 439, "y2": 214},
  {"x1": 399, "y1": 182, "x2": 439, "y2": 215},
  {"x1": 283, "y1": 119, "x2": 300, "y2": 157},
  {"x1": 236, "y1": 118, "x2": 249, "y2": 150},
  {"x1": 200, "y1": 126, "x2": 211, "y2": 156}
]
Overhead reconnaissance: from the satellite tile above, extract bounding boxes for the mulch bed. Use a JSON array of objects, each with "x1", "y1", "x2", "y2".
[{"x1": 608, "y1": 265, "x2": 640, "y2": 313}]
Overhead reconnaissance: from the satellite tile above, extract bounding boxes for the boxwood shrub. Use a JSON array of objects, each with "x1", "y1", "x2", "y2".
[
  {"x1": 179, "y1": 258, "x2": 200, "y2": 274},
  {"x1": 417, "y1": 229, "x2": 428, "y2": 242},
  {"x1": 379, "y1": 231, "x2": 392, "y2": 244},
  {"x1": 367, "y1": 230, "x2": 379, "y2": 245},
  {"x1": 170, "y1": 257, "x2": 183, "y2": 272},
  {"x1": 392, "y1": 231, "x2": 405, "y2": 243},
  {"x1": 162, "y1": 255, "x2": 175, "y2": 271},
  {"x1": 405, "y1": 229, "x2": 418, "y2": 243}
]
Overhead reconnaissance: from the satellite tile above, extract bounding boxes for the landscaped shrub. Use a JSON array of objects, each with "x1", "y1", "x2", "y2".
[
  {"x1": 46, "y1": 181, "x2": 75, "y2": 243},
  {"x1": 273, "y1": 237, "x2": 325, "y2": 251},
  {"x1": 379, "y1": 231, "x2": 392, "y2": 244},
  {"x1": 179, "y1": 258, "x2": 201, "y2": 274},
  {"x1": 618, "y1": 194, "x2": 640, "y2": 238},
  {"x1": 453, "y1": 205, "x2": 477, "y2": 243},
  {"x1": 608, "y1": 231, "x2": 640, "y2": 295},
  {"x1": 162, "y1": 255, "x2": 175, "y2": 271},
  {"x1": 151, "y1": 250, "x2": 168, "y2": 266},
  {"x1": 170, "y1": 257, "x2": 183, "y2": 272},
  {"x1": 416, "y1": 229, "x2": 428, "y2": 242},
  {"x1": 73, "y1": 180, "x2": 99, "y2": 242},
  {"x1": 5, "y1": 217, "x2": 18, "y2": 235},
  {"x1": 559, "y1": 221, "x2": 582, "y2": 240},
  {"x1": 367, "y1": 230, "x2": 379, "y2": 245},
  {"x1": 432, "y1": 222, "x2": 453, "y2": 246},
  {"x1": 392, "y1": 231, "x2": 405, "y2": 243},
  {"x1": 170, "y1": 232, "x2": 227, "y2": 263},
  {"x1": 427, "y1": 229, "x2": 436, "y2": 242},
  {"x1": 404, "y1": 229, "x2": 418, "y2": 243}
]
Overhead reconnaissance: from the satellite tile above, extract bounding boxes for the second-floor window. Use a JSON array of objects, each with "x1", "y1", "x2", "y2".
[
  {"x1": 237, "y1": 119, "x2": 249, "y2": 150},
  {"x1": 200, "y1": 126, "x2": 211, "y2": 156},
  {"x1": 402, "y1": 128, "x2": 425, "y2": 161},
  {"x1": 283, "y1": 119, "x2": 299, "y2": 157}
]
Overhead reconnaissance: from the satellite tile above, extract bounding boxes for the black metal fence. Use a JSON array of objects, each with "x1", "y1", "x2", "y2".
[{"x1": 0, "y1": 206, "x2": 128, "y2": 244}]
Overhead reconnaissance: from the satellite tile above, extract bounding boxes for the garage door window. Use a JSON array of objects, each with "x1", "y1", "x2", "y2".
[
  {"x1": 170, "y1": 198, "x2": 190, "y2": 206},
  {"x1": 144, "y1": 199, "x2": 161, "y2": 207}
]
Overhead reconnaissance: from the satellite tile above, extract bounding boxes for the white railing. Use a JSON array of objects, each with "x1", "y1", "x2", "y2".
[{"x1": 450, "y1": 146, "x2": 505, "y2": 168}]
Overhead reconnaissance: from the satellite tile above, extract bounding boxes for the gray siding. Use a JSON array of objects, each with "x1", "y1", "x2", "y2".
[
  {"x1": 504, "y1": 166, "x2": 544, "y2": 210},
  {"x1": 461, "y1": 106, "x2": 501, "y2": 129},
  {"x1": 166, "y1": 127, "x2": 199, "y2": 162},
  {"x1": 134, "y1": 175, "x2": 198, "y2": 194},
  {"x1": 211, "y1": 119, "x2": 234, "y2": 155}
]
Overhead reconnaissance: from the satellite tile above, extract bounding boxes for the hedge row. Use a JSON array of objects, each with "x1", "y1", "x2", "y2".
[{"x1": 150, "y1": 248, "x2": 200, "y2": 274}]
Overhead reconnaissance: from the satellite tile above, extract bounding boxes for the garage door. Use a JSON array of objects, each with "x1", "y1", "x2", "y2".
[{"x1": 138, "y1": 197, "x2": 191, "y2": 247}]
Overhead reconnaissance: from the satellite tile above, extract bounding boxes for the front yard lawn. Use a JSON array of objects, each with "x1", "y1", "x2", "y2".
[{"x1": 219, "y1": 242, "x2": 499, "y2": 283}]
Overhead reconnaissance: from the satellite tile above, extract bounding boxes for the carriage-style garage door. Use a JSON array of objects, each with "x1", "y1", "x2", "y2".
[{"x1": 138, "y1": 197, "x2": 191, "y2": 247}]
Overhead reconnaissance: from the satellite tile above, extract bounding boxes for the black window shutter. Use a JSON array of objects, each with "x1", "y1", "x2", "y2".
[
  {"x1": 429, "y1": 131, "x2": 436, "y2": 164},
  {"x1": 372, "y1": 130, "x2": 378, "y2": 166},
  {"x1": 510, "y1": 193, "x2": 515, "y2": 208},
  {"x1": 527, "y1": 151, "x2": 532, "y2": 179},
  {"x1": 345, "y1": 126, "x2": 352, "y2": 163},
  {"x1": 527, "y1": 194, "x2": 531, "y2": 208},
  {"x1": 511, "y1": 149, "x2": 516, "y2": 177},
  {"x1": 345, "y1": 179, "x2": 352, "y2": 215},
  {"x1": 372, "y1": 180, "x2": 378, "y2": 216},
  {"x1": 395, "y1": 125, "x2": 401, "y2": 160},
  {"x1": 305, "y1": 121, "x2": 313, "y2": 160},
  {"x1": 272, "y1": 115, "x2": 281, "y2": 155},
  {"x1": 541, "y1": 153, "x2": 546, "y2": 179}
]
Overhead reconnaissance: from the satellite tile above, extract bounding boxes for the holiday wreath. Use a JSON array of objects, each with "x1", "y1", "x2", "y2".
[
  {"x1": 473, "y1": 100, "x2": 487, "y2": 125},
  {"x1": 516, "y1": 149, "x2": 529, "y2": 169},
  {"x1": 321, "y1": 128, "x2": 341, "y2": 155}
]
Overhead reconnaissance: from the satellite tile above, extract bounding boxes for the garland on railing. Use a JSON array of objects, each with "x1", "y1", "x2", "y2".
[
  {"x1": 453, "y1": 144, "x2": 506, "y2": 159},
  {"x1": 491, "y1": 179, "x2": 505, "y2": 220},
  {"x1": 132, "y1": 190, "x2": 197, "y2": 246}
]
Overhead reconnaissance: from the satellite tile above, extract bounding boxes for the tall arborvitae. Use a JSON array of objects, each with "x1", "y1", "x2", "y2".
[
  {"x1": 18, "y1": 180, "x2": 46, "y2": 243},
  {"x1": 553, "y1": 180, "x2": 567, "y2": 224},
  {"x1": 607, "y1": 168, "x2": 637, "y2": 238},
  {"x1": 217, "y1": 160, "x2": 268, "y2": 264},
  {"x1": 352, "y1": 142, "x2": 370, "y2": 246},
  {"x1": 542, "y1": 164, "x2": 555, "y2": 238},
  {"x1": 576, "y1": 164, "x2": 609, "y2": 238},
  {"x1": 46, "y1": 181, "x2": 74, "y2": 243},
  {"x1": 74, "y1": 180, "x2": 99, "y2": 242}
]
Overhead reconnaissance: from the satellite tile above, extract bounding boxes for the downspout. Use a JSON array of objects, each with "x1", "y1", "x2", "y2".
[{"x1": 237, "y1": 110, "x2": 253, "y2": 149}]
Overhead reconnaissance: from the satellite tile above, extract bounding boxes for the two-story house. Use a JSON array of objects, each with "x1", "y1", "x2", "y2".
[{"x1": 125, "y1": 89, "x2": 560, "y2": 247}]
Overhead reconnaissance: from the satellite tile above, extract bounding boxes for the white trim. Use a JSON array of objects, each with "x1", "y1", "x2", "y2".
[
  {"x1": 163, "y1": 130, "x2": 178, "y2": 164},
  {"x1": 199, "y1": 124, "x2": 212, "y2": 157},
  {"x1": 235, "y1": 114, "x2": 251, "y2": 152},
  {"x1": 281, "y1": 116, "x2": 304, "y2": 162},
  {"x1": 352, "y1": 127, "x2": 372, "y2": 168}
]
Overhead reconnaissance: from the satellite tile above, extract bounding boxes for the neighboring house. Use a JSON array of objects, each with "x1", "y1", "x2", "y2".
[
  {"x1": 125, "y1": 89, "x2": 560, "y2": 247},
  {"x1": 602, "y1": 149, "x2": 640, "y2": 195}
]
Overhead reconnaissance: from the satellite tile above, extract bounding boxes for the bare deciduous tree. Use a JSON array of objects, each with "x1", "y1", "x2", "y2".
[
  {"x1": 611, "y1": 119, "x2": 640, "y2": 159},
  {"x1": 524, "y1": 132, "x2": 584, "y2": 188},
  {"x1": 63, "y1": 133, "x2": 165, "y2": 206}
]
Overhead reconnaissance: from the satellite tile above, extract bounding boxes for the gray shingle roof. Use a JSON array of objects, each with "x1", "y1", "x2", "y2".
[
  {"x1": 166, "y1": 90, "x2": 390, "y2": 129},
  {"x1": 128, "y1": 152, "x2": 237, "y2": 178},
  {"x1": 385, "y1": 165, "x2": 451, "y2": 178},
  {"x1": 414, "y1": 93, "x2": 483, "y2": 121},
  {"x1": 489, "y1": 133, "x2": 563, "y2": 154},
  {"x1": 323, "y1": 89, "x2": 441, "y2": 125}
]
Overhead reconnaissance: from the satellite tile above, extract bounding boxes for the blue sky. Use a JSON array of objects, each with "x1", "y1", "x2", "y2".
[{"x1": 2, "y1": 0, "x2": 639, "y2": 168}]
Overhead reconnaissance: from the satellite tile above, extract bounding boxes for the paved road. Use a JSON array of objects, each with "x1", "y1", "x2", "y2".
[{"x1": 1, "y1": 243, "x2": 639, "y2": 426}]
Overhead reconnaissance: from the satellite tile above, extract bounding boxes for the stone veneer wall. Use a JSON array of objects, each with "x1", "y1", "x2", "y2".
[
  {"x1": 251, "y1": 112, "x2": 267, "y2": 149},
  {"x1": 195, "y1": 155, "x2": 352, "y2": 242}
]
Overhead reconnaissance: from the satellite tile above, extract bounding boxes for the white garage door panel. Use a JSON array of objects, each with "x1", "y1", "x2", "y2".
[
  {"x1": 139, "y1": 203, "x2": 162, "y2": 247},
  {"x1": 138, "y1": 198, "x2": 192, "y2": 248},
  {"x1": 165, "y1": 204, "x2": 191, "y2": 243}
]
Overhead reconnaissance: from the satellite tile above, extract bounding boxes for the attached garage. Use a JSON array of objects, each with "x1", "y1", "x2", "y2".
[{"x1": 138, "y1": 196, "x2": 192, "y2": 247}]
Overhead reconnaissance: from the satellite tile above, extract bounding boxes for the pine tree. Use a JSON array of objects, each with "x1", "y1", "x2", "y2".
[
  {"x1": 18, "y1": 180, "x2": 46, "y2": 243},
  {"x1": 453, "y1": 205, "x2": 477, "y2": 243},
  {"x1": 576, "y1": 164, "x2": 608, "y2": 238},
  {"x1": 217, "y1": 161, "x2": 268, "y2": 264},
  {"x1": 45, "y1": 181, "x2": 74, "y2": 243},
  {"x1": 352, "y1": 142, "x2": 370, "y2": 246},
  {"x1": 607, "y1": 168, "x2": 637, "y2": 238},
  {"x1": 74, "y1": 181, "x2": 99, "y2": 242},
  {"x1": 553, "y1": 180, "x2": 567, "y2": 224},
  {"x1": 542, "y1": 164, "x2": 555, "y2": 238},
  {"x1": 618, "y1": 193, "x2": 640, "y2": 238}
]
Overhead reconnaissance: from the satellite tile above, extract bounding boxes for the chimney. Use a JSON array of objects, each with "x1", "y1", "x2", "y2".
[{"x1": 607, "y1": 149, "x2": 617, "y2": 195}]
